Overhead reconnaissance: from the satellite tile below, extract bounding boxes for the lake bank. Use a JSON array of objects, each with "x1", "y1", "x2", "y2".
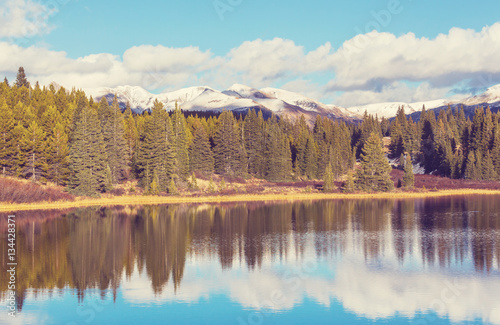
[{"x1": 2, "y1": 188, "x2": 500, "y2": 212}]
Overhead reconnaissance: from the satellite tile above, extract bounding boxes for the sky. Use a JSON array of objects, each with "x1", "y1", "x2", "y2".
[{"x1": 1, "y1": 0, "x2": 500, "y2": 107}]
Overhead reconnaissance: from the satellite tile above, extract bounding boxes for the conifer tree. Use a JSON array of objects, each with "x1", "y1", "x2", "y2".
[
  {"x1": 343, "y1": 170, "x2": 355, "y2": 193},
  {"x1": 19, "y1": 121, "x2": 47, "y2": 182},
  {"x1": 491, "y1": 127, "x2": 500, "y2": 176},
  {"x1": 465, "y1": 151, "x2": 478, "y2": 180},
  {"x1": 482, "y1": 150, "x2": 497, "y2": 180},
  {"x1": 46, "y1": 121, "x2": 70, "y2": 185},
  {"x1": 355, "y1": 132, "x2": 393, "y2": 192},
  {"x1": 123, "y1": 107, "x2": 139, "y2": 176},
  {"x1": 265, "y1": 118, "x2": 292, "y2": 181},
  {"x1": 0, "y1": 100, "x2": 15, "y2": 175},
  {"x1": 402, "y1": 154, "x2": 414, "y2": 188},
  {"x1": 171, "y1": 105, "x2": 190, "y2": 179},
  {"x1": 243, "y1": 109, "x2": 265, "y2": 177},
  {"x1": 101, "y1": 97, "x2": 129, "y2": 184},
  {"x1": 323, "y1": 162, "x2": 335, "y2": 192},
  {"x1": 292, "y1": 115, "x2": 309, "y2": 176},
  {"x1": 304, "y1": 135, "x2": 318, "y2": 179},
  {"x1": 189, "y1": 121, "x2": 214, "y2": 175},
  {"x1": 15, "y1": 67, "x2": 29, "y2": 88},
  {"x1": 136, "y1": 100, "x2": 175, "y2": 191},
  {"x1": 213, "y1": 111, "x2": 245, "y2": 176},
  {"x1": 68, "y1": 95, "x2": 109, "y2": 196}
]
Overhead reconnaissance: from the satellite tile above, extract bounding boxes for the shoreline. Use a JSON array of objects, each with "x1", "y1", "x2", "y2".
[{"x1": 1, "y1": 189, "x2": 500, "y2": 212}]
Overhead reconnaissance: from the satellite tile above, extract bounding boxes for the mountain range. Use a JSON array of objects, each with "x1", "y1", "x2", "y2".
[{"x1": 85, "y1": 83, "x2": 500, "y2": 122}]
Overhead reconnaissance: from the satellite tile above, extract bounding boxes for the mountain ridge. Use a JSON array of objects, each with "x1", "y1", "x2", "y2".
[{"x1": 85, "y1": 83, "x2": 500, "y2": 121}]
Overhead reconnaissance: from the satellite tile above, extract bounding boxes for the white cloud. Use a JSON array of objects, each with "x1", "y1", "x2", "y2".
[
  {"x1": 2, "y1": 23, "x2": 500, "y2": 107},
  {"x1": 328, "y1": 23, "x2": 500, "y2": 92},
  {"x1": 221, "y1": 38, "x2": 334, "y2": 88},
  {"x1": 0, "y1": 0, "x2": 57, "y2": 38}
]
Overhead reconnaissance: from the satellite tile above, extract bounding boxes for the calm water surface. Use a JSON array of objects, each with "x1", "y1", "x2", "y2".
[{"x1": 1, "y1": 196, "x2": 500, "y2": 324}]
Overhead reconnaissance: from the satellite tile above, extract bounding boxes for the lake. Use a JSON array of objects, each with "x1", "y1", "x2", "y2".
[{"x1": 1, "y1": 196, "x2": 500, "y2": 324}]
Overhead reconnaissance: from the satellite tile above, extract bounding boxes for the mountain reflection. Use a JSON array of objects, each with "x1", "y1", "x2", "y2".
[{"x1": 1, "y1": 196, "x2": 500, "y2": 322}]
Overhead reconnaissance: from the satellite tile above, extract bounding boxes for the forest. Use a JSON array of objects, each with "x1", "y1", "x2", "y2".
[{"x1": 1, "y1": 67, "x2": 500, "y2": 197}]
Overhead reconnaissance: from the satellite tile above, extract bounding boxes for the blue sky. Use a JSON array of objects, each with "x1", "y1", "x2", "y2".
[{"x1": 1, "y1": 0, "x2": 500, "y2": 106}]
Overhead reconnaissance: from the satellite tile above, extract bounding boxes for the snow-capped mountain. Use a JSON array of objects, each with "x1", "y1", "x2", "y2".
[
  {"x1": 344, "y1": 84, "x2": 500, "y2": 119},
  {"x1": 85, "y1": 83, "x2": 500, "y2": 122},
  {"x1": 86, "y1": 84, "x2": 352, "y2": 124},
  {"x1": 345, "y1": 99, "x2": 449, "y2": 119}
]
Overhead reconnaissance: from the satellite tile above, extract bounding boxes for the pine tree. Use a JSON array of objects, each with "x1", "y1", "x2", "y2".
[
  {"x1": 68, "y1": 96, "x2": 109, "y2": 196},
  {"x1": 101, "y1": 97, "x2": 129, "y2": 184},
  {"x1": 355, "y1": 132, "x2": 394, "y2": 192},
  {"x1": 342, "y1": 170, "x2": 355, "y2": 193},
  {"x1": 15, "y1": 67, "x2": 29, "y2": 88},
  {"x1": 19, "y1": 121, "x2": 47, "y2": 182},
  {"x1": 208, "y1": 176, "x2": 216, "y2": 193},
  {"x1": 171, "y1": 105, "x2": 190, "y2": 179},
  {"x1": 123, "y1": 107, "x2": 139, "y2": 176},
  {"x1": 264, "y1": 119, "x2": 292, "y2": 182},
  {"x1": 168, "y1": 178, "x2": 178, "y2": 195},
  {"x1": 304, "y1": 135, "x2": 318, "y2": 179},
  {"x1": 213, "y1": 111, "x2": 245, "y2": 176},
  {"x1": 189, "y1": 122, "x2": 214, "y2": 175},
  {"x1": 402, "y1": 154, "x2": 414, "y2": 188},
  {"x1": 0, "y1": 100, "x2": 15, "y2": 175},
  {"x1": 243, "y1": 109, "x2": 265, "y2": 177},
  {"x1": 188, "y1": 172, "x2": 199, "y2": 190},
  {"x1": 492, "y1": 126, "x2": 500, "y2": 176},
  {"x1": 136, "y1": 100, "x2": 175, "y2": 191},
  {"x1": 465, "y1": 151, "x2": 478, "y2": 180},
  {"x1": 482, "y1": 150, "x2": 497, "y2": 180},
  {"x1": 323, "y1": 162, "x2": 335, "y2": 192},
  {"x1": 292, "y1": 115, "x2": 309, "y2": 177},
  {"x1": 46, "y1": 121, "x2": 70, "y2": 185}
]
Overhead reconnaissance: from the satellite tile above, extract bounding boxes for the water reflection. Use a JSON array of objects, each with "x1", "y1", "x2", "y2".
[{"x1": 1, "y1": 196, "x2": 500, "y2": 324}]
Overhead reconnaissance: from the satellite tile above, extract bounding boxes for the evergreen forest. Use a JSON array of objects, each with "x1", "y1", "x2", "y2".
[{"x1": 2, "y1": 68, "x2": 500, "y2": 196}]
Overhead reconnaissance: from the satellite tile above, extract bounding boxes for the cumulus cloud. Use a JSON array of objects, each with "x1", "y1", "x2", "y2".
[
  {"x1": 2, "y1": 23, "x2": 500, "y2": 106},
  {"x1": 328, "y1": 23, "x2": 500, "y2": 92},
  {"x1": 221, "y1": 38, "x2": 335, "y2": 88},
  {"x1": 0, "y1": 0, "x2": 57, "y2": 38}
]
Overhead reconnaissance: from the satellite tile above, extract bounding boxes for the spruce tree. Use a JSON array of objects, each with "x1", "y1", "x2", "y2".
[
  {"x1": 492, "y1": 127, "x2": 500, "y2": 176},
  {"x1": 355, "y1": 132, "x2": 394, "y2": 192},
  {"x1": 482, "y1": 150, "x2": 497, "y2": 180},
  {"x1": 101, "y1": 97, "x2": 129, "y2": 184},
  {"x1": 189, "y1": 121, "x2": 214, "y2": 175},
  {"x1": 304, "y1": 135, "x2": 318, "y2": 179},
  {"x1": 136, "y1": 100, "x2": 175, "y2": 191},
  {"x1": 213, "y1": 111, "x2": 245, "y2": 176},
  {"x1": 46, "y1": 121, "x2": 70, "y2": 185},
  {"x1": 323, "y1": 162, "x2": 335, "y2": 192},
  {"x1": 465, "y1": 151, "x2": 478, "y2": 180},
  {"x1": 0, "y1": 100, "x2": 15, "y2": 175},
  {"x1": 19, "y1": 121, "x2": 47, "y2": 182},
  {"x1": 402, "y1": 154, "x2": 414, "y2": 188},
  {"x1": 68, "y1": 96, "x2": 109, "y2": 196},
  {"x1": 343, "y1": 170, "x2": 355, "y2": 193},
  {"x1": 15, "y1": 67, "x2": 29, "y2": 88},
  {"x1": 243, "y1": 109, "x2": 265, "y2": 177},
  {"x1": 171, "y1": 105, "x2": 190, "y2": 179}
]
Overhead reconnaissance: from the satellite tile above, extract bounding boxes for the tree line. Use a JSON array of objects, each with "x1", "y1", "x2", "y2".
[{"x1": 1, "y1": 68, "x2": 499, "y2": 196}]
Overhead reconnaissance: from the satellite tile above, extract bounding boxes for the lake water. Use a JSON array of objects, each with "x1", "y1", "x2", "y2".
[{"x1": 1, "y1": 196, "x2": 500, "y2": 324}]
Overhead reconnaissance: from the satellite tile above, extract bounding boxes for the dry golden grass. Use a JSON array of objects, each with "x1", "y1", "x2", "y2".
[{"x1": 2, "y1": 189, "x2": 500, "y2": 212}]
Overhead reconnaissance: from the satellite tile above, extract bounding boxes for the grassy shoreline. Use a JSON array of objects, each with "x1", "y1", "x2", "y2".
[{"x1": 2, "y1": 189, "x2": 500, "y2": 212}]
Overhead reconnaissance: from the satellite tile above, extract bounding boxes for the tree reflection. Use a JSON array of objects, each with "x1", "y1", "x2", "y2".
[{"x1": 1, "y1": 195, "x2": 500, "y2": 308}]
